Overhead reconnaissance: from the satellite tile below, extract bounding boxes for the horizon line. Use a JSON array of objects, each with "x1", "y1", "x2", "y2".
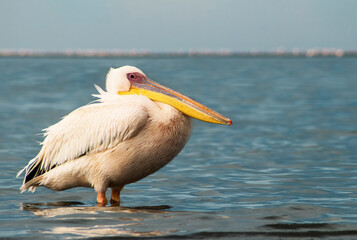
[{"x1": 1, "y1": 49, "x2": 356, "y2": 57}]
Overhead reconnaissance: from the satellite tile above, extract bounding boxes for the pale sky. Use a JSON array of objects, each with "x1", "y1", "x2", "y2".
[{"x1": 1, "y1": 0, "x2": 356, "y2": 52}]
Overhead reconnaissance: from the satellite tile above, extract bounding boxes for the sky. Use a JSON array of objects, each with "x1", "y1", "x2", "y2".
[{"x1": 1, "y1": 0, "x2": 357, "y2": 52}]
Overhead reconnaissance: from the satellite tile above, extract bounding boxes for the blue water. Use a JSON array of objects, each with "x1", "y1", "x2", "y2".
[{"x1": 0, "y1": 56, "x2": 356, "y2": 239}]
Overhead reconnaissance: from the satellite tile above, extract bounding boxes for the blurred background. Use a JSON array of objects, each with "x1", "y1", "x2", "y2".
[{"x1": 1, "y1": 0, "x2": 356, "y2": 55}]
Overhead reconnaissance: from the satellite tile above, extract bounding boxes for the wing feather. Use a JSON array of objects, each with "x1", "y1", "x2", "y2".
[{"x1": 19, "y1": 100, "x2": 149, "y2": 182}]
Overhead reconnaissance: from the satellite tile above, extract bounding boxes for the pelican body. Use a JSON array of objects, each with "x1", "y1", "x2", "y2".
[{"x1": 18, "y1": 66, "x2": 232, "y2": 205}]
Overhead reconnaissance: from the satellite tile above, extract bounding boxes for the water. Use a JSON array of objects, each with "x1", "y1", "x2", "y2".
[{"x1": 0, "y1": 56, "x2": 356, "y2": 239}]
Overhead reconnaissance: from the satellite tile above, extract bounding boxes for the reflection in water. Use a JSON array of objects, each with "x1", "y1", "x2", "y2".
[
  {"x1": 21, "y1": 202, "x2": 174, "y2": 238},
  {"x1": 21, "y1": 201, "x2": 172, "y2": 217},
  {"x1": 41, "y1": 225, "x2": 162, "y2": 239}
]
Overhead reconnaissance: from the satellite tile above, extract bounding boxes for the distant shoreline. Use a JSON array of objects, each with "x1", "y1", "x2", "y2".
[{"x1": 1, "y1": 50, "x2": 356, "y2": 58}]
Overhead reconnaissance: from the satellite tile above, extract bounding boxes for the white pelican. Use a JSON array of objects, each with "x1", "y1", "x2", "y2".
[{"x1": 17, "y1": 66, "x2": 232, "y2": 205}]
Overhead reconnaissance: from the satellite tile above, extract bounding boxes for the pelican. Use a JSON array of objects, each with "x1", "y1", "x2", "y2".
[{"x1": 17, "y1": 66, "x2": 232, "y2": 205}]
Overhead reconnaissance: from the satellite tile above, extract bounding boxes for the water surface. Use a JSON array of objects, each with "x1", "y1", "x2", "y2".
[{"x1": 0, "y1": 56, "x2": 356, "y2": 239}]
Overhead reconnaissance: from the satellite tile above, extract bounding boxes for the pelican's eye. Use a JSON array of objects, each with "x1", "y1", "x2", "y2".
[{"x1": 127, "y1": 72, "x2": 145, "y2": 83}]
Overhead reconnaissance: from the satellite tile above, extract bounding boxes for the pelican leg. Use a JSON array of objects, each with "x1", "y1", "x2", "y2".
[
  {"x1": 110, "y1": 187, "x2": 123, "y2": 205},
  {"x1": 97, "y1": 191, "x2": 107, "y2": 206}
]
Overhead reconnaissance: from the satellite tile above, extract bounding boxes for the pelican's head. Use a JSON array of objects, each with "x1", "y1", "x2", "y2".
[{"x1": 106, "y1": 66, "x2": 232, "y2": 125}]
